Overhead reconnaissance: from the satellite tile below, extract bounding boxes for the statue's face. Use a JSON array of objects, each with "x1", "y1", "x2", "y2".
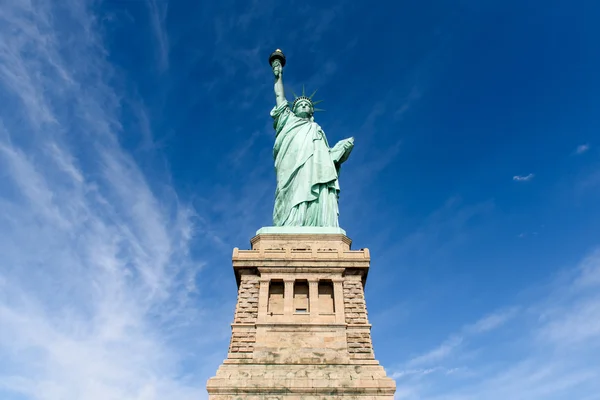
[{"x1": 294, "y1": 100, "x2": 313, "y2": 118}]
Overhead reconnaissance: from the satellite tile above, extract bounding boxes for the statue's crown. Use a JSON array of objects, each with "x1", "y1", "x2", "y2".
[{"x1": 290, "y1": 86, "x2": 324, "y2": 112}]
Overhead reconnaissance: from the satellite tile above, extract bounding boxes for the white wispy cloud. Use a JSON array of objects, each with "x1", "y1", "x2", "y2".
[
  {"x1": 401, "y1": 308, "x2": 517, "y2": 371},
  {"x1": 0, "y1": 1, "x2": 213, "y2": 399},
  {"x1": 406, "y1": 336, "x2": 463, "y2": 367},
  {"x1": 395, "y1": 83, "x2": 423, "y2": 119},
  {"x1": 147, "y1": 0, "x2": 170, "y2": 72},
  {"x1": 391, "y1": 248, "x2": 600, "y2": 400},
  {"x1": 463, "y1": 307, "x2": 519, "y2": 334},
  {"x1": 513, "y1": 173, "x2": 534, "y2": 182},
  {"x1": 575, "y1": 143, "x2": 590, "y2": 155}
]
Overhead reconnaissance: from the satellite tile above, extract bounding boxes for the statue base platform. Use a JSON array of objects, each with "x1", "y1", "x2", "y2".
[{"x1": 256, "y1": 226, "x2": 347, "y2": 235}]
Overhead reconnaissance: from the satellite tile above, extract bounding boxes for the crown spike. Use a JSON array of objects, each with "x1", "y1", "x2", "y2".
[
  {"x1": 312, "y1": 99, "x2": 324, "y2": 105},
  {"x1": 313, "y1": 108, "x2": 326, "y2": 112},
  {"x1": 310, "y1": 89, "x2": 318, "y2": 99}
]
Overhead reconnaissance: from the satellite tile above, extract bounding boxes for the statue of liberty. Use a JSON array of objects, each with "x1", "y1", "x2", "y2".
[{"x1": 269, "y1": 50, "x2": 354, "y2": 227}]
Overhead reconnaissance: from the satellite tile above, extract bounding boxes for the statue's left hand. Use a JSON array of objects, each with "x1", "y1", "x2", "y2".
[{"x1": 343, "y1": 137, "x2": 354, "y2": 150}]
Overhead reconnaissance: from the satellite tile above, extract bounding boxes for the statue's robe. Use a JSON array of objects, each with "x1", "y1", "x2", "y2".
[{"x1": 271, "y1": 102, "x2": 351, "y2": 227}]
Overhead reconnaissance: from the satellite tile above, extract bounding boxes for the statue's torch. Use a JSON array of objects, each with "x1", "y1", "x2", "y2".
[{"x1": 269, "y1": 49, "x2": 286, "y2": 68}]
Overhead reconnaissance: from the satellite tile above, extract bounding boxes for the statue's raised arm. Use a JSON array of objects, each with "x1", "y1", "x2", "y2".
[
  {"x1": 267, "y1": 49, "x2": 354, "y2": 228},
  {"x1": 269, "y1": 50, "x2": 287, "y2": 108}
]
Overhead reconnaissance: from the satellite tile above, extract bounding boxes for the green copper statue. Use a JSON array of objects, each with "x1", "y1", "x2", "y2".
[{"x1": 269, "y1": 49, "x2": 354, "y2": 227}]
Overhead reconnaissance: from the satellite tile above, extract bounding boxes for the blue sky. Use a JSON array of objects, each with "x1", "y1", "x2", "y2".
[{"x1": 1, "y1": 0, "x2": 599, "y2": 399}]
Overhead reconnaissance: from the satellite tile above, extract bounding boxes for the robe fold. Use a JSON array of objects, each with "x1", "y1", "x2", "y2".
[{"x1": 271, "y1": 102, "x2": 349, "y2": 227}]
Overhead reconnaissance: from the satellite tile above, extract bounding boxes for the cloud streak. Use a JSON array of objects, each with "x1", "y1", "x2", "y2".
[
  {"x1": 0, "y1": 1, "x2": 211, "y2": 399},
  {"x1": 463, "y1": 307, "x2": 519, "y2": 334},
  {"x1": 575, "y1": 143, "x2": 590, "y2": 155},
  {"x1": 513, "y1": 173, "x2": 534, "y2": 182},
  {"x1": 406, "y1": 336, "x2": 464, "y2": 368},
  {"x1": 391, "y1": 249, "x2": 600, "y2": 400},
  {"x1": 147, "y1": 0, "x2": 170, "y2": 72}
]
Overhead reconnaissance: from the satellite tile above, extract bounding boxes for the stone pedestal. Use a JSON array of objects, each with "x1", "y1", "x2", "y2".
[{"x1": 206, "y1": 229, "x2": 396, "y2": 399}]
